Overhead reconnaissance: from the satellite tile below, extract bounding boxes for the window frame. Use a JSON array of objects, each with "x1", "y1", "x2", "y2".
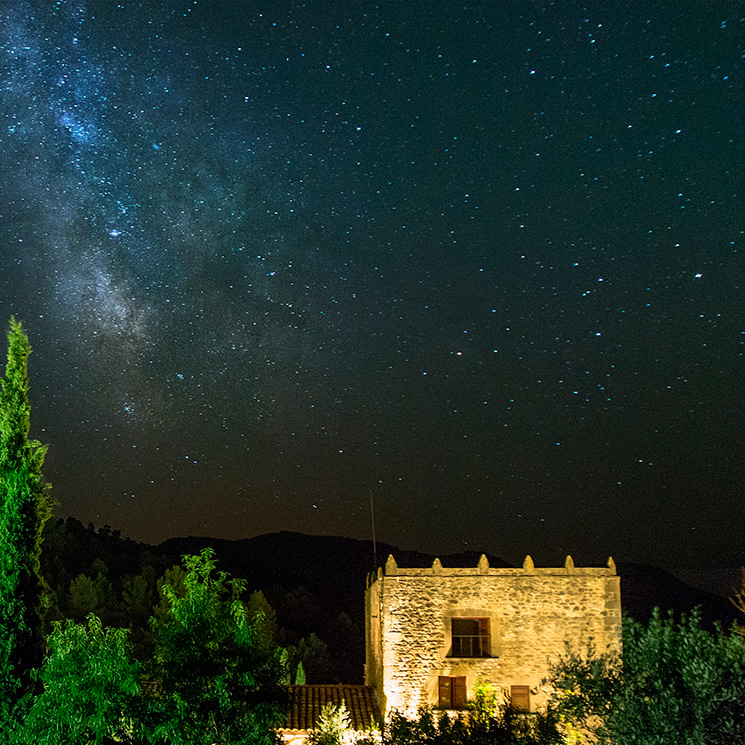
[
  {"x1": 441, "y1": 608, "x2": 500, "y2": 659},
  {"x1": 438, "y1": 675, "x2": 467, "y2": 709},
  {"x1": 448, "y1": 616, "x2": 491, "y2": 658}
]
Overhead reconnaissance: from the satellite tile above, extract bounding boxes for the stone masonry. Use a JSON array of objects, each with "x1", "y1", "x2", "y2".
[{"x1": 364, "y1": 553, "x2": 621, "y2": 718}]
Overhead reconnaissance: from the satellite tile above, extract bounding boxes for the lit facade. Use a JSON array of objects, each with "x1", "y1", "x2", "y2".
[{"x1": 364, "y1": 553, "x2": 621, "y2": 717}]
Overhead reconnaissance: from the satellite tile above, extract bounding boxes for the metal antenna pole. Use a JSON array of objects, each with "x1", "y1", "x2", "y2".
[{"x1": 370, "y1": 487, "x2": 377, "y2": 570}]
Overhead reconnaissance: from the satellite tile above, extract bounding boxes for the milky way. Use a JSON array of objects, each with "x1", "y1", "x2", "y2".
[{"x1": 1, "y1": 1, "x2": 743, "y2": 568}]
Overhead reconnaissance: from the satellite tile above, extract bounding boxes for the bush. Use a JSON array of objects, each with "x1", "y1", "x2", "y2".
[
  {"x1": 547, "y1": 608, "x2": 745, "y2": 745},
  {"x1": 381, "y1": 694, "x2": 561, "y2": 745}
]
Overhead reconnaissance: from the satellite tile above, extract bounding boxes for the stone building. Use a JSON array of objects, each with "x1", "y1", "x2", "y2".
[{"x1": 364, "y1": 553, "x2": 621, "y2": 718}]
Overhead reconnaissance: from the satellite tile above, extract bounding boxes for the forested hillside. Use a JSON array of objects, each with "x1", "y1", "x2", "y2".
[{"x1": 40, "y1": 518, "x2": 742, "y2": 683}]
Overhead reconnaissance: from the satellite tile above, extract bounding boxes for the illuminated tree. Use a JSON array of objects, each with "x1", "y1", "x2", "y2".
[
  {"x1": 147, "y1": 548, "x2": 287, "y2": 744},
  {"x1": 309, "y1": 702, "x2": 352, "y2": 745},
  {"x1": 21, "y1": 614, "x2": 141, "y2": 745},
  {"x1": 0, "y1": 317, "x2": 53, "y2": 722}
]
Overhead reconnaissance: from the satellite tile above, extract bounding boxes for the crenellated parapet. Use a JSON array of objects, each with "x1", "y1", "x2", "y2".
[{"x1": 367, "y1": 553, "x2": 617, "y2": 585}]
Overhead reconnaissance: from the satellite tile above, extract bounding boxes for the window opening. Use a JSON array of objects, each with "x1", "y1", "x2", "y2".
[{"x1": 450, "y1": 617, "x2": 490, "y2": 657}]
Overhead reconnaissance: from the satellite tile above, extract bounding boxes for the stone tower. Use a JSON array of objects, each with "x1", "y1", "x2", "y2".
[{"x1": 365, "y1": 554, "x2": 621, "y2": 717}]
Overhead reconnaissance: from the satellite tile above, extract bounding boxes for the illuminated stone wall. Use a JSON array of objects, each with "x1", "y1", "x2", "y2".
[{"x1": 364, "y1": 554, "x2": 621, "y2": 718}]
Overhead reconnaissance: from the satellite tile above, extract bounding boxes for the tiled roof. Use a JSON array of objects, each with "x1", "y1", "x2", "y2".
[
  {"x1": 139, "y1": 678, "x2": 162, "y2": 698},
  {"x1": 281, "y1": 685, "x2": 379, "y2": 732}
]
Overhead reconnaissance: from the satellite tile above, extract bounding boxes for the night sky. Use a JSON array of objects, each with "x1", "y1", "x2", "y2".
[{"x1": 1, "y1": 1, "x2": 743, "y2": 569}]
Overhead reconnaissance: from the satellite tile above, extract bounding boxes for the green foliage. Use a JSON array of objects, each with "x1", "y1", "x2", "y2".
[
  {"x1": 547, "y1": 609, "x2": 745, "y2": 744},
  {"x1": 14, "y1": 550, "x2": 289, "y2": 743},
  {"x1": 310, "y1": 701, "x2": 353, "y2": 745},
  {"x1": 146, "y1": 548, "x2": 288, "y2": 744},
  {"x1": 152, "y1": 563, "x2": 187, "y2": 625},
  {"x1": 383, "y1": 699, "x2": 561, "y2": 745},
  {"x1": 543, "y1": 639, "x2": 621, "y2": 739},
  {"x1": 0, "y1": 317, "x2": 53, "y2": 722},
  {"x1": 123, "y1": 566, "x2": 156, "y2": 629},
  {"x1": 294, "y1": 659, "x2": 307, "y2": 685},
  {"x1": 68, "y1": 573, "x2": 104, "y2": 621},
  {"x1": 22, "y1": 614, "x2": 141, "y2": 745},
  {"x1": 247, "y1": 589, "x2": 280, "y2": 651},
  {"x1": 278, "y1": 646, "x2": 306, "y2": 685},
  {"x1": 468, "y1": 677, "x2": 500, "y2": 727},
  {"x1": 297, "y1": 631, "x2": 333, "y2": 683},
  {"x1": 386, "y1": 708, "x2": 468, "y2": 745}
]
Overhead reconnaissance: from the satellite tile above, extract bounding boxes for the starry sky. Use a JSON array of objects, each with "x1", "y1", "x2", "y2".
[{"x1": 1, "y1": 1, "x2": 743, "y2": 569}]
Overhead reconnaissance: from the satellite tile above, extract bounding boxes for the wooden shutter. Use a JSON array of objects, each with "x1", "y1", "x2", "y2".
[
  {"x1": 438, "y1": 676, "x2": 452, "y2": 709},
  {"x1": 511, "y1": 685, "x2": 530, "y2": 713},
  {"x1": 439, "y1": 676, "x2": 467, "y2": 709},
  {"x1": 478, "y1": 617, "x2": 490, "y2": 656},
  {"x1": 453, "y1": 676, "x2": 467, "y2": 708}
]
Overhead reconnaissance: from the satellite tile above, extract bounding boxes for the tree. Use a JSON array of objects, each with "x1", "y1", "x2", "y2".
[
  {"x1": 296, "y1": 632, "x2": 333, "y2": 683},
  {"x1": 0, "y1": 317, "x2": 53, "y2": 722},
  {"x1": 547, "y1": 609, "x2": 745, "y2": 745},
  {"x1": 67, "y1": 573, "x2": 103, "y2": 621},
  {"x1": 310, "y1": 702, "x2": 353, "y2": 745},
  {"x1": 123, "y1": 565, "x2": 159, "y2": 658},
  {"x1": 294, "y1": 660, "x2": 306, "y2": 685},
  {"x1": 146, "y1": 548, "x2": 288, "y2": 744},
  {"x1": 21, "y1": 614, "x2": 142, "y2": 745},
  {"x1": 247, "y1": 589, "x2": 280, "y2": 652},
  {"x1": 123, "y1": 566, "x2": 157, "y2": 630},
  {"x1": 152, "y1": 563, "x2": 187, "y2": 625},
  {"x1": 730, "y1": 569, "x2": 745, "y2": 632}
]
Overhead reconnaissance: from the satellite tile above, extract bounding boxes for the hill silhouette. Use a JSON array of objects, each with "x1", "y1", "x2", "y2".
[
  {"x1": 40, "y1": 520, "x2": 742, "y2": 683},
  {"x1": 156, "y1": 530, "x2": 740, "y2": 631}
]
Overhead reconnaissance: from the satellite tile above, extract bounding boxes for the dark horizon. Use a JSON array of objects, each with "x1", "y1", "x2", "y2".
[
  {"x1": 3, "y1": 2, "x2": 744, "y2": 571},
  {"x1": 50, "y1": 514, "x2": 744, "y2": 578}
]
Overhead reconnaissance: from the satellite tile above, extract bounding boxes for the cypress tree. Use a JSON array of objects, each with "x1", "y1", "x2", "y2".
[{"x1": 0, "y1": 317, "x2": 52, "y2": 721}]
